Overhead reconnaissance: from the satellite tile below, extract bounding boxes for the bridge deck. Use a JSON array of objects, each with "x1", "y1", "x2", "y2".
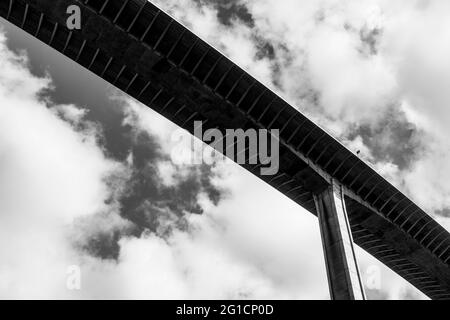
[{"x1": 2, "y1": 0, "x2": 450, "y2": 299}]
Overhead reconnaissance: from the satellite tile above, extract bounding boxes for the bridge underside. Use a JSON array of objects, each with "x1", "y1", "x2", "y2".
[{"x1": 2, "y1": 0, "x2": 450, "y2": 299}]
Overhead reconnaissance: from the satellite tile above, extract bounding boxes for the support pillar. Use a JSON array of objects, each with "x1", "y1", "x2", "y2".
[{"x1": 314, "y1": 180, "x2": 366, "y2": 300}]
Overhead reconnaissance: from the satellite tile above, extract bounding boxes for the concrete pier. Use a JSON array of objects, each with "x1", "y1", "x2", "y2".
[{"x1": 315, "y1": 181, "x2": 366, "y2": 300}]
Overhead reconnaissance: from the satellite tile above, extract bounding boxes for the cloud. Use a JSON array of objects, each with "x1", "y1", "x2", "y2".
[
  {"x1": 237, "y1": 0, "x2": 450, "y2": 218},
  {"x1": 151, "y1": 0, "x2": 449, "y2": 299},
  {"x1": 70, "y1": 161, "x2": 329, "y2": 299},
  {"x1": 155, "y1": 0, "x2": 450, "y2": 216},
  {"x1": 0, "y1": 30, "x2": 276, "y2": 300},
  {"x1": 83, "y1": 97, "x2": 328, "y2": 299},
  {"x1": 0, "y1": 29, "x2": 123, "y2": 298},
  {"x1": 2, "y1": 0, "x2": 450, "y2": 300}
]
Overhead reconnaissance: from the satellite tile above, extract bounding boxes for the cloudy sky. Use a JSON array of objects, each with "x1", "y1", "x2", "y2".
[{"x1": 1, "y1": 0, "x2": 450, "y2": 300}]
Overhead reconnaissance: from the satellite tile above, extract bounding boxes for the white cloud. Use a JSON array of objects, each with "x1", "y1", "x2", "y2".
[
  {"x1": 306, "y1": 26, "x2": 397, "y2": 125},
  {"x1": 72, "y1": 163, "x2": 329, "y2": 300},
  {"x1": 110, "y1": 97, "x2": 329, "y2": 299},
  {"x1": 0, "y1": 29, "x2": 123, "y2": 298},
  {"x1": 0, "y1": 26, "x2": 328, "y2": 299},
  {"x1": 2, "y1": 0, "x2": 450, "y2": 300},
  {"x1": 150, "y1": 0, "x2": 448, "y2": 299}
]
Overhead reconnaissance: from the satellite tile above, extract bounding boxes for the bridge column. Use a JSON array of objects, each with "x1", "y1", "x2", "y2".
[{"x1": 314, "y1": 180, "x2": 366, "y2": 300}]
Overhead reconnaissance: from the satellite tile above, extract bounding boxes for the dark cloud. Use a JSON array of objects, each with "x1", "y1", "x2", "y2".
[
  {"x1": 81, "y1": 101, "x2": 225, "y2": 261},
  {"x1": 359, "y1": 27, "x2": 382, "y2": 56},
  {"x1": 194, "y1": 0, "x2": 254, "y2": 27},
  {"x1": 73, "y1": 118, "x2": 226, "y2": 260},
  {"x1": 255, "y1": 38, "x2": 275, "y2": 61},
  {"x1": 346, "y1": 107, "x2": 424, "y2": 170},
  {"x1": 1, "y1": 20, "x2": 225, "y2": 261},
  {"x1": 72, "y1": 214, "x2": 136, "y2": 261},
  {"x1": 2, "y1": 20, "x2": 135, "y2": 161},
  {"x1": 436, "y1": 208, "x2": 450, "y2": 218}
]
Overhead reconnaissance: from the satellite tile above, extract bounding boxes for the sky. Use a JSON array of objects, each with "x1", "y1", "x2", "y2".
[{"x1": 1, "y1": 0, "x2": 450, "y2": 300}]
